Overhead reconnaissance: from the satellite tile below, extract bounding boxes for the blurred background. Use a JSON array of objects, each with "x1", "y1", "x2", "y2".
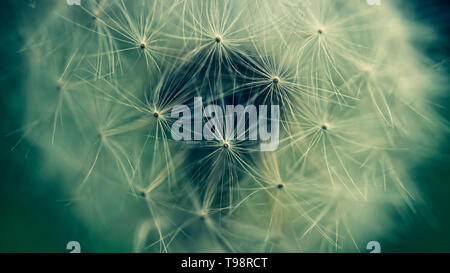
[{"x1": 0, "y1": 0, "x2": 449, "y2": 252}]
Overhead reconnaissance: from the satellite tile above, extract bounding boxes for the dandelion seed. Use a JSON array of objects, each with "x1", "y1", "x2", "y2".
[
  {"x1": 56, "y1": 79, "x2": 64, "y2": 91},
  {"x1": 98, "y1": 130, "x2": 105, "y2": 140},
  {"x1": 272, "y1": 76, "x2": 280, "y2": 84},
  {"x1": 199, "y1": 210, "x2": 208, "y2": 220},
  {"x1": 92, "y1": 10, "x2": 99, "y2": 20},
  {"x1": 138, "y1": 190, "x2": 147, "y2": 198}
]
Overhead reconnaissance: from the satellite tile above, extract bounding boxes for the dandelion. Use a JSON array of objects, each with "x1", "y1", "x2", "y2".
[{"x1": 15, "y1": 0, "x2": 448, "y2": 253}]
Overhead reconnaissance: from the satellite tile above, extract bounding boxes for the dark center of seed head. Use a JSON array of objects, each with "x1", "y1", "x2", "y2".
[
  {"x1": 318, "y1": 29, "x2": 323, "y2": 35},
  {"x1": 153, "y1": 112, "x2": 159, "y2": 118},
  {"x1": 321, "y1": 124, "x2": 328, "y2": 130},
  {"x1": 138, "y1": 191, "x2": 146, "y2": 198},
  {"x1": 140, "y1": 43, "x2": 146, "y2": 49},
  {"x1": 215, "y1": 35, "x2": 222, "y2": 43},
  {"x1": 92, "y1": 11, "x2": 99, "y2": 20},
  {"x1": 223, "y1": 143, "x2": 229, "y2": 149},
  {"x1": 199, "y1": 211, "x2": 207, "y2": 220},
  {"x1": 277, "y1": 183, "x2": 284, "y2": 189},
  {"x1": 56, "y1": 80, "x2": 64, "y2": 91},
  {"x1": 272, "y1": 76, "x2": 280, "y2": 84}
]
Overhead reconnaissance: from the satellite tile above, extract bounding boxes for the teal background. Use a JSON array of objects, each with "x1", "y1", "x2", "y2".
[{"x1": 0, "y1": 0, "x2": 448, "y2": 252}]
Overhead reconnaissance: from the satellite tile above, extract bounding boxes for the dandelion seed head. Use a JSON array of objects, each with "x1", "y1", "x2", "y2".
[
  {"x1": 214, "y1": 34, "x2": 223, "y2": 43},
  {"x1": 18, "y1": 0, "x2": 448, "y2": 253}
]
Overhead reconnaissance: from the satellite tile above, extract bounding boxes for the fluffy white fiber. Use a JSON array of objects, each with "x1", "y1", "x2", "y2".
[{"x1": 20, "y1": 0, "x2": 447, "y2": 252}]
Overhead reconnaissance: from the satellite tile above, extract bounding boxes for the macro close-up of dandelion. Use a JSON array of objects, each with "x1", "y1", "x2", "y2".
[{"x1": 0, "y1": 0, "x2": 449, "y2": 256}]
